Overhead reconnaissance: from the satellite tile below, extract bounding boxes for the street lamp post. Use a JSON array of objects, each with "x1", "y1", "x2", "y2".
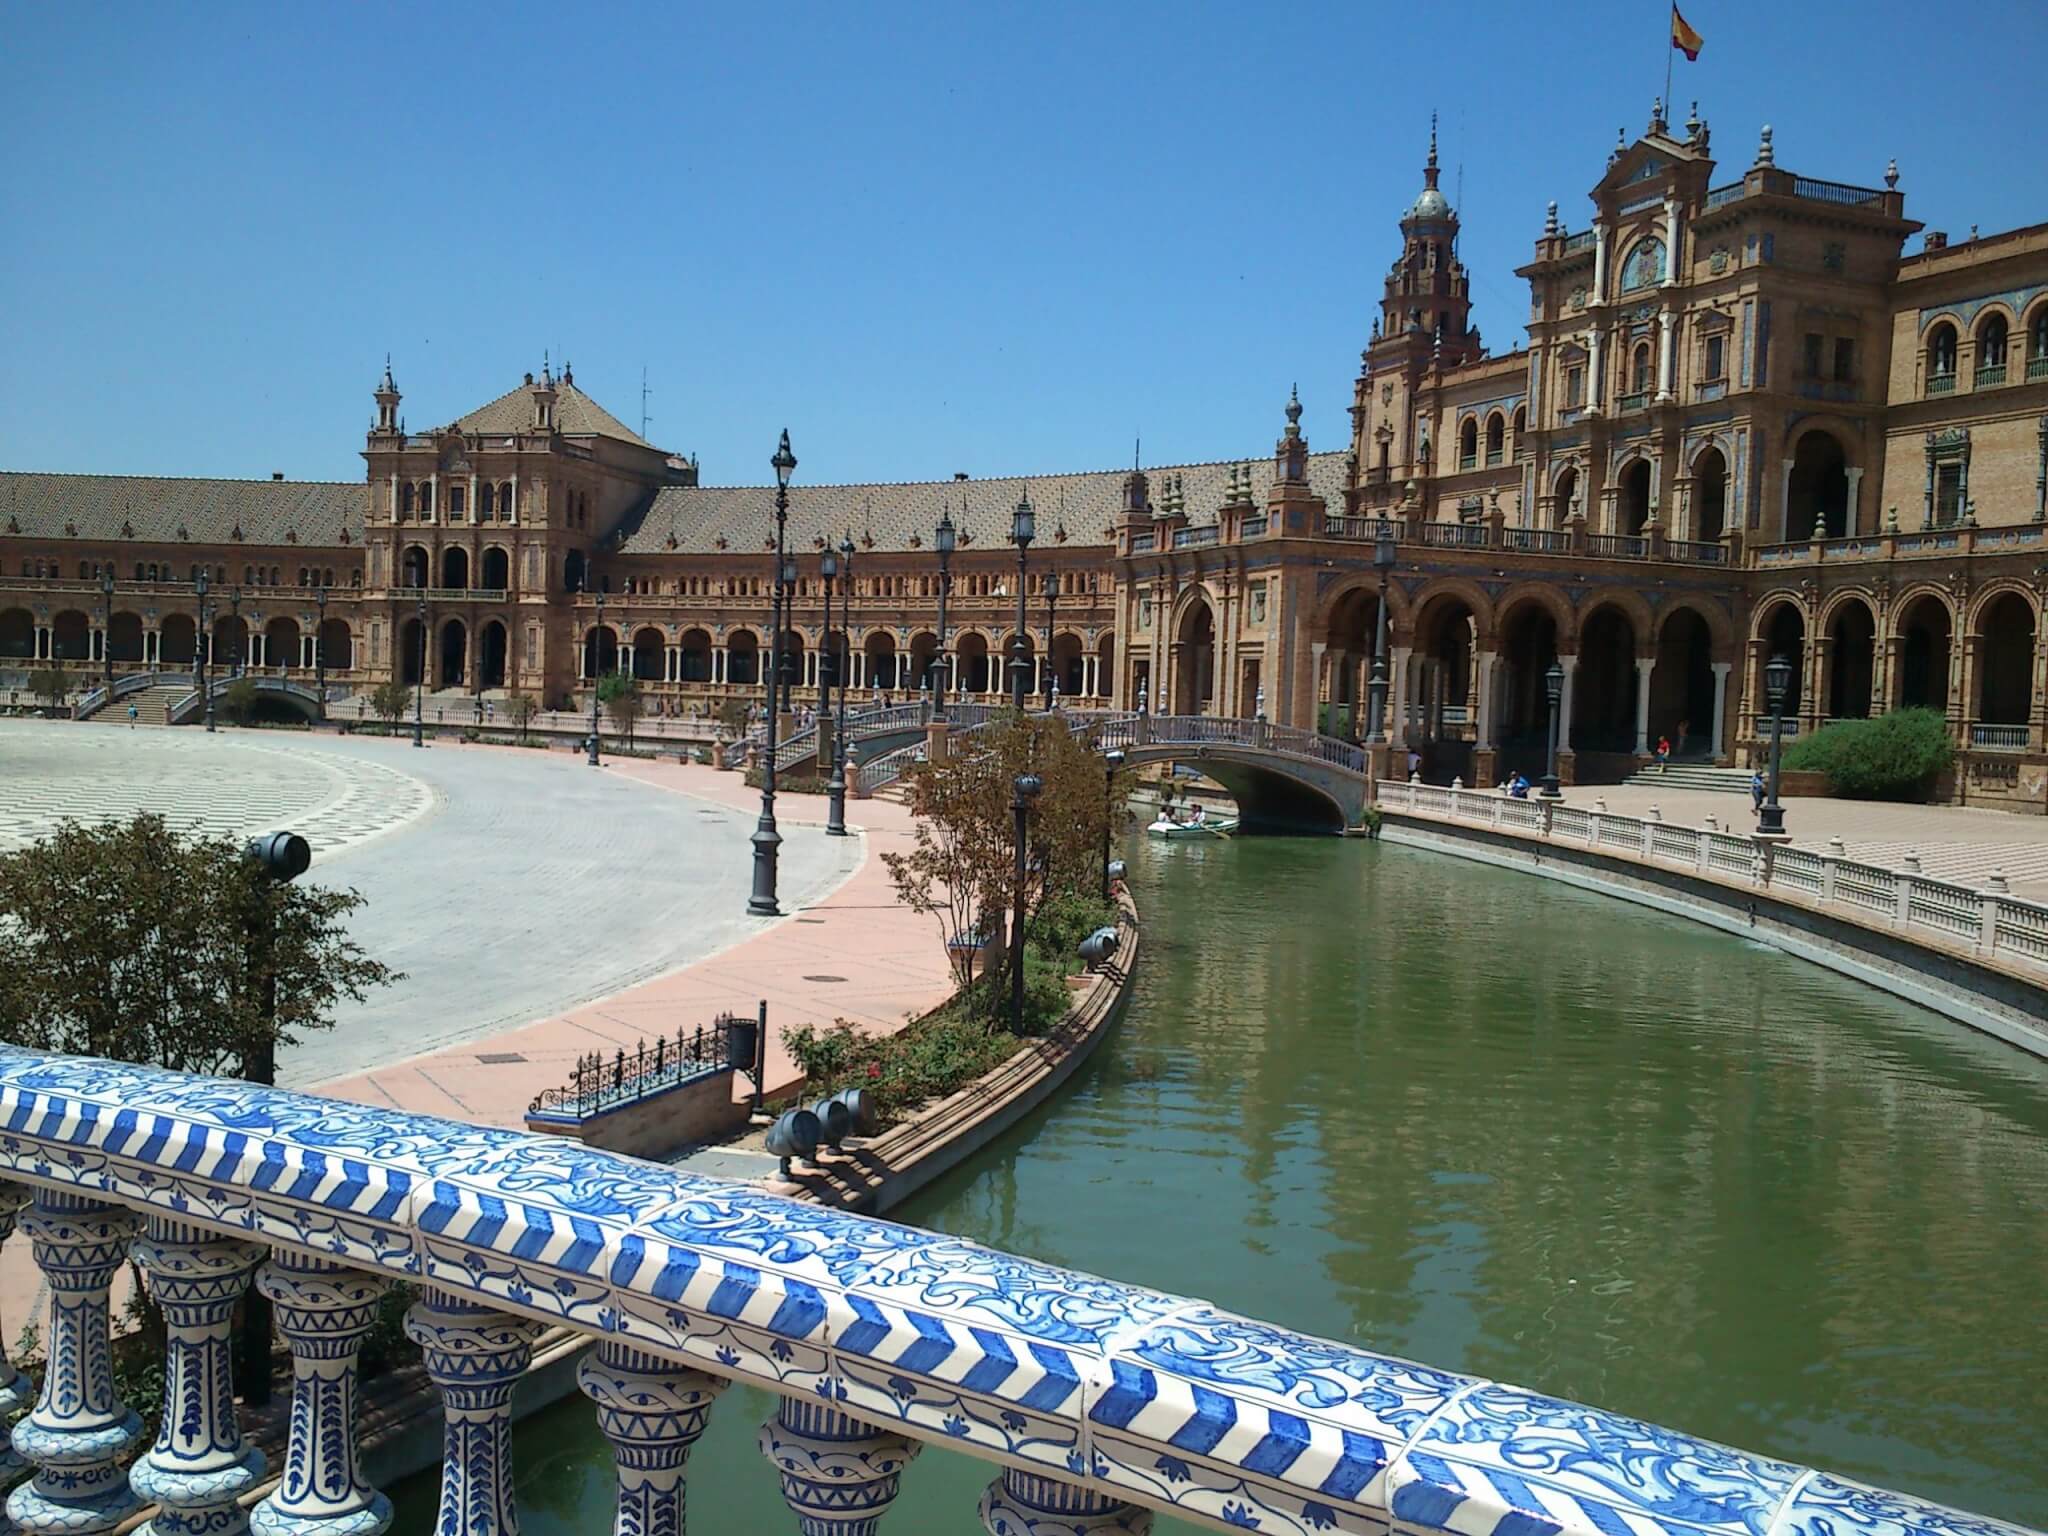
[
  {"x1": 314, "y1": 586, "x2": 327, "y2": 724},
  {"x1": 1041, "y1": 570, "x2": 1059, "y2": 710},
  {"x1": 833, "y1": 534, "x2": 855, "y2": 832},
  {"x1": 1367, "y1": 528, "x2": 1395, "y2": 743},
  {"x1": 1759, "y1": 652, "x2": 1794, "y2": 839},
  {"x1": 196, "y1": 569, "x2": 215, "y2": 733},
  {"x1": 1540, "y1": 659, "x2": 1565, "y2": 798},
  {"x1": 822, "y1": 542, "x2": 847, "y2": 836},
  {"x1": 98, "y1": 569, "x2": 114, "y2": 689},
  {"x1": 229, "y1": 588, "x2": 244, "y2": 679},
  {"x1": 412, "y1": 594, "x2": 427, "y2": 748},
  {"x1": 1010, "y1": 772, "x2": 1042, "y2": 1034},
  {"x1": 1100, "y1": 748, "x2": 1126, "y2": 899},
  {"x1": 588, "y1": 588, "x2": 606, "y2": 767},
  {"x1": 932, "y1": 508, "x2": 955, "y2": 721},
  {"x1": 1010, "y1": 492, "x2": 1034, "y2": 712},
  {"x1": 750, "y1": 430, "x2": 797, "y2": 916}
]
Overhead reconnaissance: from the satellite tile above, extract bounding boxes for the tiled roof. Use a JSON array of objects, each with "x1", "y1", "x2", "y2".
[
  {"x1": 455, "y1": 379, "x2": 653, "y2": 448},
  {"x1": 0, "y1": 473, "x2": 366, "y2": 549},
  {"x1": 612, "y1": 451, "x2": 1351, "y2": 557}
]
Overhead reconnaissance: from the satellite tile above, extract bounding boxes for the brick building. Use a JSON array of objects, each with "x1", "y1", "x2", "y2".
[{"x1": 4, "y1": 107, "x2": 2045, "y2": 806}]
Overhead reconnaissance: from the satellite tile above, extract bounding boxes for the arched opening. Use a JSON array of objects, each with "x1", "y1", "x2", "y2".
[
  {"x1": 476, "y1": 621, "x2": 508, "y2": 689},
  {"x1": 907, "y1": 632, "x2": 939, "y2": 696},
  {"x1": 1552, "y1": 466, "x2": 1578, "y2": 527},
  {"x1": 319, "y1": 617, "x2": 353, "y2": 671},
  {"x1": 631, "y1": 627, "x2": 665, "y2": 682},
  {"x1": 107, "y1": 612, "x2": 145, "y2": 664},
  {"x1": 480, "y1": 546, "x2": 510, "y2": 590},
  {"x1": 1653, "y1": 609, "x2": 1716, "y2": 754},
  {"x1": 51, "y1": 610, "x2": 91, "y2": 661},
  {"x1": 1925, "y1": 321, "x2": 1958, "y2": 391},
  {"x1": 1619, "y1": 459, "x2": 1653, "y2": 536},
  {"x1": 1693, "y1": 448, "x2": 1728, "y2": 542},
  {"x1": 401, "y1": 545, "x2": 429, "y2": 589},
  {"x1": 1095, "y1": 634, "x2": 1114, "y2": 699},
  {"x1": 479, "y1": 484, "x2": 495, "y2": 520},
  {"x1": 563, "y1": 550, "x2": 587, "y2": 593},
  {"x1": 211, "y1": 613, "x2": 247, "y2": 672},
  {"x1": 1630, "y1": 341, "x2": 1653, "y2": 397},
  {"x1": 1974, "y1": 594, "x2": 2033, "y2": 726},
  {"x1": 2029, "y1": 306, "x2": 2048, "y2": 376},
  {"x1": 1004, "y1": 632, "x2": 1037, "y2": 703},
  {"x1": 439, "y1": 620, "x2": 467, "y2": 688},
  {"x1": 264, "y1": 616, "x2": 301, "y2": 671},
  {"x1": 679, "y1": 628, "x2": 712, "y2": 683},
  {"x1": 1411, "y1": 594, "x2": 1477, "y2": 779},
  {"x1": 400, "y1": 482, "x2": 416, "y2": 518},
  {"x1": 1511, "y1": 404, "x2": 1527, "y2": 455},
  {"x1": 0, "y1": 608, "x2": 34, "y2": 659},
  {"x1": 1570, "y1": 605, "x2": 1636, "y2": 754},
  {"x1": 159, "y1": 614, "x2": 196, "y2": 666},
  {"x1": 863, "y1": 632, "x2": 898, "y2": 693},
  {"x1": 774, "y1": 630, "x2": 805, "y2": 693},
  {"x1": 1458, "y1": 417, "x2": 1478, "y2": 469},
  {"x1": 1976, "y1": 313, "x2": 2009, "y2": 383},
  {"x1": 1050, "y1": 630, "x2": 1085, "y2": 699},
  {"x1": 583, "y1": 626, "x2": 619, "y2": 679},
  {"x1": 1485, "y1": 413, "x2": 1505, "y2": 466},
  {"x1": 1760, "y1": 603, "x2": 1807, "y2": 721},
  {"x1": 1496, "y1": 600, "x2": 1560, "y2": 772},
  {"x1": 1787, "y1": 429, "x2": 1850, "y2": 540},
  {"x1": 726, "y1": 630, "x2": 760, "y2": 686},
  {"x1": 1322, "y1": 586, "x2": 1382, "y2": 740},
  {"x1": 1895, "y1": 596, "x2": 1950, "y2": 712},
  {"x1": 399, "y1": 617, "x2": 426, "y2": 686},
  {"x1": 819, "y1": 629, "x2": 850, "y2": 697},
  {"x1": 958, "y1": 633, "x2": 991, "y2": 694},
  {"x1": 1172, "y1": 601, "x2": 1215, "y2": 715},
  {"x1": 1825, "y1": 601, "x2": 1876, "y2": 720},
  {"x1": 441, "y1": 547, "x2": 469, "y2": 590}
]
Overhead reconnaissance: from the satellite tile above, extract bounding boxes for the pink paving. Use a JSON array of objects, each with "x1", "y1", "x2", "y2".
[{"x1": 314, "y1": 758, "x2": 954, "y2": 1129}]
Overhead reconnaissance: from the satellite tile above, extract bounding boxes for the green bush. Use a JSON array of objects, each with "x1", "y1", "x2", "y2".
[
  {"x1": 1781, "y1": 708, "x2": 1954, "y2": 801},
  {"x1": 1030, "y1": 889, "x2": 1118, "y2": 962},
  {"x1": 783, "y1": 1012, "x2": 1019, "y2": 1128}
]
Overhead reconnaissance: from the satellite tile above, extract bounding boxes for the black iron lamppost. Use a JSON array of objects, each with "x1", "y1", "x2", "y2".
[
  {"x1": 1041, "y1": 570, "x2": 1060, "y2": 710},
  {"x1": 822, "y1": 541, "x2": 847, "y2": 836},
  {"x1": 1010, "y1": 771, "x2": 1042, "y2": 1033},
  {"x1": 229, "y1": 587, "x2": 244, "y2": 679},
  {"x1": 1010, "y1": 491, "x2": 1034, "y2": 712},
  {"x1": 412, "y1": 593, "x2": 427, "y2": 748},
  {"x1": 751, "y1": 430, "x2": 797, "y2": 917},
  {"x1": 1100, "y1": 748, "x2": 1126, "y2": 899},
  {"x1": 831, "y1": 533, "x2": 856, "y2": 834},
  {"x1": 1759, "y1": 652, "x2": 1794, "y2": 838},
  {"x1": 588, "y1": 588, "x2": 606, "y2": 767},
  {"x1": 314, "y1": 586, "x2": 328, "y2": 724},
  {"x1": 932, "y1": 507, "x2": 955, "y2": 721},
  {"x1": 1540, "y1": 659, "x2": 1564, "y2": 799},
  {"x1": 1367, "y1": 528, "x2": 1395, "y2": 743},
  {"x1": 98, "y1": 568, "x2": 115, "y2": 689},
  {"x1": 196, "y1": 569, "x2": 215, "y2": 733}
]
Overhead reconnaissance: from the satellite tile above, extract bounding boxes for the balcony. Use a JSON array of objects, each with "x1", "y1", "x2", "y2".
[
  {"x1": 1666, "y1": 539, "x2": 1727, "y2": 564},
  {"x1": 1971, "y1": 723, "x2": 2030, "y2": 752},
  {"x1": 1790, "y1": 176, "x2": 1888, "y2": 208},
  {"x1": 1975, "y1": 363, "x2": 2007, "y2": 387},
  {"x1": 1587, "y1": 533, "x2": 1647, "y2": 559},
  {"x1": 1169, "y1": 525, "x2": 1219, "y2": 549},
  {"x1": 1502, "y1": 527, "x2": 1573, "y2": 554},
  {"x1": 420, "y1": 587, "x2": 509, "y2": 603},
  {"x1": 1617, "y1": 390, "x2": 1651, "y2": 413},
  {"x1": 2030, "y1": 355, "x2": 2048, "y2": 381},
  {"x1": 1458, "y1": 451, "x2": 1477, "y2": 471},
  {"x1": 1927, "y1": 371, "x2": 1956, "y2": 396}
]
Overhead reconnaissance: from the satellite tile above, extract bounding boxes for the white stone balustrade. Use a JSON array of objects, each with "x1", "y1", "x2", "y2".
[{"x1": 0, "y1": 1047, "x2": 2031, "y2": 1536}]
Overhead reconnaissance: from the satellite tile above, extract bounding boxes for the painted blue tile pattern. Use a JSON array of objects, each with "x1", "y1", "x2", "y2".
[{"x1": 0, "y1": 1047, "x2": 2031, "y2": 1536}]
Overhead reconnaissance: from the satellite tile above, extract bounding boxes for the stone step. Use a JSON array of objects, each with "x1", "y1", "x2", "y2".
[{"x1": 1620, "y1": 764, "x2": 1754, "y2": 793}]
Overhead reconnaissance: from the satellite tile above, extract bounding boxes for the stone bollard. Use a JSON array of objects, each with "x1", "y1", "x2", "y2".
[
  {"x1": 1902, "y1": 849, "x2": 1922, "y2": 874},
  {"x1": 1828, "y1": 837, "x2": 1846, "y2": 857},
  {"x1": 1451, "y1": 776, "x2": 1464, "y2": 790},
  {"x1": 1594, "y1": 798, "x2": 1607, "y2": 814},
  {"x1": 1410, "y1": 771, "x2": 1420, "y2": 784},
  {"x1": 1988, "y1": 869, "x2": 2010, "y2": 894},
  {"x1": 1646, "y1": 805, "x2": 1663, "y2": 822},
  {"x1": 1703, "y1": 814, "x2": 1718, "y2": 833}
]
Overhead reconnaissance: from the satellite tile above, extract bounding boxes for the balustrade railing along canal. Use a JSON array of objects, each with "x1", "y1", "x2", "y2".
[{"x1": 0, "y1": 1045, "x2": 2024, "y2": 1536}]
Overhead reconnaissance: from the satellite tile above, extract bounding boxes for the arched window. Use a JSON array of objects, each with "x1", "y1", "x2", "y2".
[
  {"x1": 1631, "y1": 342, "x2": 1654, "y2": 396},
  {"x1": 1620, "y1": 236, "x2": 1666, "y2": 292},
  {"x1": 479, "y1": 483, "x2": 495, "y2": 519},
  {"x1": 500, "y1": 482, "x2": 515, "y2": 520},
  {"x1": 400, "y1": 482, "x2": 415, "y2": 517},
  {"x1": 2030, "y1": 306, "x2": 2048, "y2": 378},
  {"x1": 1977, "y1": 314, "x2": 2009, "y2": 383},
  {"x1": 1484, "y1": 412, "x2": 1505, "y2": 466},
  {"x1": 419, "y1": 480, "x2": 435, "y2": 514},
  {"x1": 448, "y1": 483, "x2": 466, "y2": 518},
  {"x1": 1511, "y1": 404, "x2": 1527, "y2": 456},
  {"x1": 1926, "y1": 321, "x2": 1958, "y2": 392},
  {"x1": 1458, "y1": 417, "x2": 1478, "y2": 469}
]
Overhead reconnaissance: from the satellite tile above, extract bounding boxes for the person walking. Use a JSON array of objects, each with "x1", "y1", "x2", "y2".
[
  {"x1": 1655, "y1": 735, "x2": 1672, "y2": 773},
  {"x1": 126, "y1": 701, "x2": 138, "y2": 729},
  {"x1": 1750, "y1": 769, "x2": 1766, "y2": 818}
]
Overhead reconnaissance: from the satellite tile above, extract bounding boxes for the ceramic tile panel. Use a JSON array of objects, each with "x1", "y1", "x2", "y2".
[{"x1": 1771, "y1": 1474, "x2": 2029, "y2": 1536}]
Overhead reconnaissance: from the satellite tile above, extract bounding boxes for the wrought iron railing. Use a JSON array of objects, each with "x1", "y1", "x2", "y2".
[
  {"x1": 1502, "y1": 527, "x2": 1573, "y2": 554},
  {"x1": 528, "y1": 1014, "x2": 740, "y2": 1118},
  {"x1": 1971, "y1": 723, "x2": 2029, "y2": 751},
  {"x1": 1975, "y1": 363, "x2": 2007, "y2": 387},
  {"x1": 1703, "y1": 182, "x2": 1745, "y2": 210},
  {"x1": 1169, "y1": 525, "x2": 1219, "y2": 549},
  {"x1": 1588, "y1": 534, "x2": 1647, "y2": 559},
  {"x1": 1791, "y1": 176, "x2": 1887, "y2": 207},
  {"x1": 1927, "y1": 371, "x2": 1956, "y2": 395}
]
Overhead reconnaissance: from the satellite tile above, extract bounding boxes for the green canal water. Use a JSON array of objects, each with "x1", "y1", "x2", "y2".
[{"x1": 392, "y1": 836, "x2": 2048, "y2": 1530}]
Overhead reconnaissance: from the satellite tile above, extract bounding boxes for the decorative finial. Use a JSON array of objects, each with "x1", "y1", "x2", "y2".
[
  {"x1": 1544, "y1": 200, "x2": 1559, "y2": 236},
  {"x1": 1651, "y1": 96, "x2": 1664, "y2": 133},
  {"x1": 1755, "y1": 124, "x2": 1774, "y2": 168},
  {"x1": 1686, "y1": 100, "x2": 1701, "y2": 139},
  {"x1": 1969, "y1": 224, "x2": 1978, "y2": 242},
  {"x1": 1284, "y1": 384, "x2": 1302, "y2": 429},
  {"x1": 1428, "y1": 111, "x2": 1438, "y2": 170},
  {"x1": 1884, "y1": 157, "x2": 1899, "y2": 190},
  {"x1": 1611, "y1": 126, "x2": 1626, "y2": 163}
]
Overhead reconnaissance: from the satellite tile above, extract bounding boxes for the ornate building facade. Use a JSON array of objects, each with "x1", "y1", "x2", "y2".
[{"x1": 4, "y1": 107, "x2": 2045, "y2": 806}]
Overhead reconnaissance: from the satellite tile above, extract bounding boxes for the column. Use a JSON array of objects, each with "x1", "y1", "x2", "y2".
[
  {"x1": 1709, "y1": 662, "x2": 1732, "y2": 759},
  {"x1": 0, "y1": 1185, "x2": 33, "y2": 1496},
  {"x1": 1780, "y1": 459, "x2": 1797, "y2": 542},
  {"x1": 404, "y1": 1291, "x2": 544, "y2": 1536},
  {"x1": 759, "y1": 1400, "x2": 918, "y2": 1536},
  {"x1": 5, "y1": 1193, "x2": 145, "y2": 1536},
  {"x1": 1309, "y1": 642, "x2": 1327, "y2": 724},
  {"x1": 1587, "y1": 329, "x2": 1606, "y2": 411},
  {"x1": 1474, "y1": 651, "x2": 1498, "y2": 747},
  {"x1": 1633, "y1": 656, "x2": 1655, "y2": 754},
  {"x1": 127, "y1": 1220, "x2": 267, "y2": 1536},
  {"x1": 1388, "y1": 645, "x2": 1413, "y2": 747},
  {"x1": 578, "y1": 1342, "x2": 725, "y2": 1536},
  {"x1": 1656, "y1": 308, "x2": 1677, "y2": 402},
  {"x1": 249, "y1": 1254, "x2": 391, "y2": 1536},
  {"x1": 1557, "y1": 655, "x2": 1578, "y2": 749},
  {"x1": 1592, "y1": 223, "x2": 1609, "y2": 301},
  {"x1": 1843, "y1": 466, "x2": 1864, "y2": 536},
  {"x1": 1664, "y1": 195, "x2": 1683, "y2": 285},
  {"x1": 979, "y1": 1470, "x2": 1152, "y2": 1535},
  {"x1": 509, "y1": 472, "x2": 520, "y2": 525},
  {"x1": 1810, "y1": 637, "x2": 1833, "y2": 729}
]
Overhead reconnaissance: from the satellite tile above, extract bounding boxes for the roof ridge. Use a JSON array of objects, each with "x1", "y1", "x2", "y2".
[
  {"x1": 0, "y1": 469, "x2": 360, "y2": 488},
  {"x1": 660, "y1": 448, "x2": 1349, "y2": 495}
]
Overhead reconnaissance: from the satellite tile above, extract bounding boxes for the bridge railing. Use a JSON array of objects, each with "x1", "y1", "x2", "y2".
[
  {"x1": 0, "y1": 1048, "x2": 2019, "y2": 1536},
  {"x1": 1118, "y1": 714, "x2": 1369, "y2": 775},
  {"x1": 1376, "y1": 779, "x2": 2048, "y2": 974}
]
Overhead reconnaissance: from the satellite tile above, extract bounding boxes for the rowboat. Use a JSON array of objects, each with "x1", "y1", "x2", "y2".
[{"x1": 1146, "y1": 815, "x2": 1237, "y2": 840}]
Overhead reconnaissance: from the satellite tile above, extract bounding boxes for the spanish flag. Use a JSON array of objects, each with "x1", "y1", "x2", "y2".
[{"x1": 1671, "y1": 4, "x2": 1704, "y2": 60}]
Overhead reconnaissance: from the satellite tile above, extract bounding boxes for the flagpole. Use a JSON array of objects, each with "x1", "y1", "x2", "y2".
[{"x1": 1663, "y1": 4, "x2": 1674, "y2": 126}]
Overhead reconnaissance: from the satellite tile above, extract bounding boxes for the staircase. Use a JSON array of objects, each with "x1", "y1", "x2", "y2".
[
  {"x1": 1620, "y1": 761, "x2": 1754, "y2": 794},
  {"x1": 123, "y1": 684, "x2": 193, "y2": 725}
]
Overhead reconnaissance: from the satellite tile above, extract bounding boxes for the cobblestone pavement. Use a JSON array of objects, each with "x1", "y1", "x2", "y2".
[
  {"x1": 1586, "y1": 783, "x2": 2048, "y2": 900},
  {"x1": 0, "y1": 721, "x2": 855, "y2": 1084}
]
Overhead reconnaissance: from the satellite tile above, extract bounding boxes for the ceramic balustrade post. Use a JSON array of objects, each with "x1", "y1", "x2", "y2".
[
  {"x1": 758, "y1": 1399, "x2": 918, "y2": 1535},
  {"x1": 5, "y1": 1193, "x2": 145, "y2": 1536},
  {"x1": 0, "y1": 1185, "x2": 35, "y2": 1511},
  {"x1": 978, "y1": 1469, "x2": 1152, "y2": 1535},
  {"x1": 248, "y1": 1254, "x2": 389, "y2": 1536},
  {"x1": 404, "y1": 1290, "x2": 545, "y2": 1536},
  {"x1": 577, "y1": 1342, "x2": 725, "y2": 1535},
  {"x1": 127, "y1": 1220, "x2": 268, "y2": 1536}
]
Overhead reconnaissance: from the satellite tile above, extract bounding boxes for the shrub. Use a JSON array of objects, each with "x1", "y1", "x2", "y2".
[
  {"x1": 1781, "y1": 708, "x2": 1954, "y2": 801},
  {"x1": 1030, "y1": 888, "x2": 1118, "y2": 963}
]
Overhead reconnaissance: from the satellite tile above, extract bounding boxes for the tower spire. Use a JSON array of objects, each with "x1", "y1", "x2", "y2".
[{"x1": 1424, "y1": 111, "x2": 1440, "y2": 188}]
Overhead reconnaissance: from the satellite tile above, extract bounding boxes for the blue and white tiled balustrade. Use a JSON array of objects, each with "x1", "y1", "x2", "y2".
[{"x1": 0, "y1": 1047, "x2": 2030, "y2": 1536}]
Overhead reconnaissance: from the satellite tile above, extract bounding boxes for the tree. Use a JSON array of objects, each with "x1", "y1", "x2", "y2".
[
  {"x1": 369, "y1": 678, "x2": 411, "y2": 730},
  {"x1": 30, "y1": 664, "x2": 66, "y2": 713},
  {"x1": 221, "y1": 677, "x2": 258, "y2": 724},
  {"x1": 599, "y1": 672, "x2": 642, "y2": 748},
  {"x1": 507, "y1": 692, "x2": 540, "y2": 744},
  {"x1": 0, "y1": 814, "x2": 400, "y2": 1077}
]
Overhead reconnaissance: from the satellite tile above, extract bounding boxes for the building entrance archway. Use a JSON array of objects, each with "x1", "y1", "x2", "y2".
[
  {"x1": 1826, "y1": 602, "x2": 1876, "y2": 720},
  {"x1": 1788, "y1": 430, "x2": 1850, "y2": 541},
  {"x1": 108, "y1": 612, "x2": 145, "y2": 664},
  {"x1": 1896, "y1": 597, "x2": 1950, "y2": 712},
  {"x1": 1571, "y1": 606, "x2": 1636, "y2": 753},
  {"x1": 399, "y1": 617, "x2": 426, "y2": 686},
  {"x1": 477, "y1": 620, "x2": 508, "y2": 689},
  {"x1": 439, "y1": 620, "x2": 467, "y2": 688},
  {"x1": 1693, "y1": 449, "x2": 1728, "y2": 542},
  {"x1": 1173, "y1": 601, "x2": 1215, "y2": 715},
  {"x1": 1652, "y1": 609, "x2": 1715, "y2": 754},
  {"x1": 1620, "y1": 460, "x2": 1653, "y2": 536},
  {"x1": 1974, "y1": 594, "x2": 2033, "y2": 727}
]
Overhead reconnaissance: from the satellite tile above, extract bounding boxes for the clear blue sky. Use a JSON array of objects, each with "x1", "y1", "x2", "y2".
[{"x1": 4, "y1": 1, "x2": 2043, "y2": 488}]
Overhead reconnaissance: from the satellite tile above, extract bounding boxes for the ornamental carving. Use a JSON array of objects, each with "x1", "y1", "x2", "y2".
[
  {"x1": 1709, "y1": 247, "x2": 1729, "y2": 274},
  {"x1": 1569, "y1": 286, "x2": 1588, "y2": 311}
]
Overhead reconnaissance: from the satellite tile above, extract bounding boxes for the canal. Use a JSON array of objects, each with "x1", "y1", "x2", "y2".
[{"x1": 392, "y1": 835, "x2": 2048, "y2": 1530}]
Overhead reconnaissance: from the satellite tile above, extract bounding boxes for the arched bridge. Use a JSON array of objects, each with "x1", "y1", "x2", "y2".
[
  {"x1": 166, "y1": 674, "x2": 338, "y2": 724},
  {"x1": 1091, "y1": 713, "x2": 1370, "y2": 833}
]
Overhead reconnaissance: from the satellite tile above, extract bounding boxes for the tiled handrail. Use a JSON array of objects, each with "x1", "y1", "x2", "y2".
[
  {"x1": 1375, "y1": 779, "x2": 2048, "y2": 973},
  {"x1": 0, "y1": 1046, "x2": 2021, "y2": 1536}
]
